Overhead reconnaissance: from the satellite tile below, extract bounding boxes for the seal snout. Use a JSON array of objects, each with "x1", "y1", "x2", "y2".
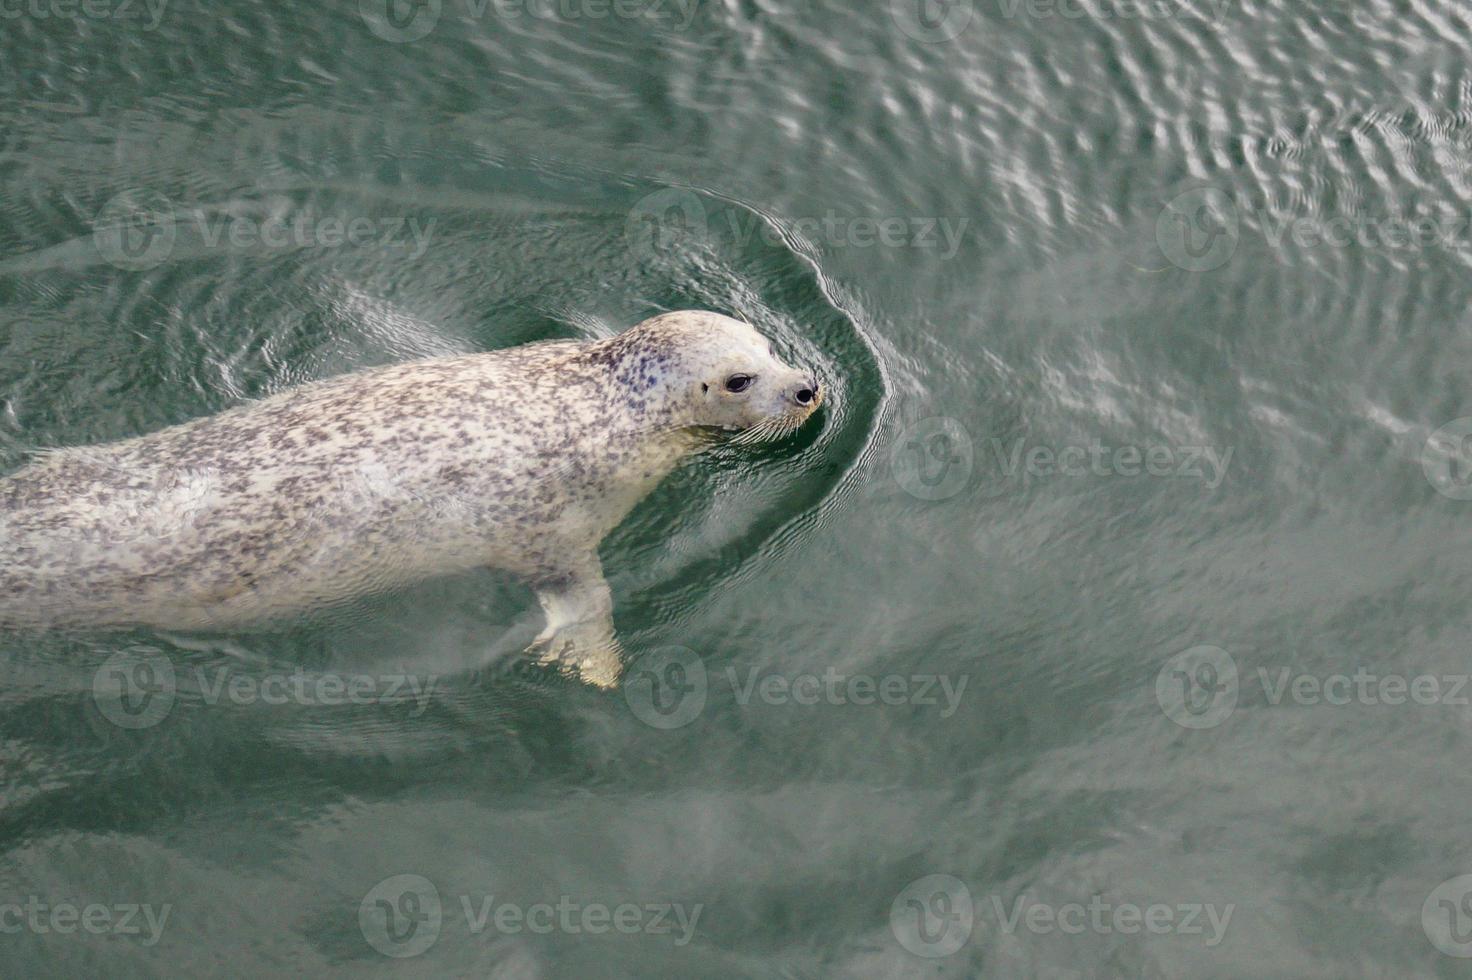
[{"x1": 790, "y1": 378, "x2": 819, "y2": 408}]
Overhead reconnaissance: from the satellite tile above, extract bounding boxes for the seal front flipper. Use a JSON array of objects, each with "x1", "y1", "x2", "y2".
[{"x1": 526, "y1": 558, "x2": 623, "y2": 688}]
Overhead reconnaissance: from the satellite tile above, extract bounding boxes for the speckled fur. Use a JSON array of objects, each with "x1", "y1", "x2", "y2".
[{"x1": 0, "y1": 311, "x2": 820, "y2": 685}]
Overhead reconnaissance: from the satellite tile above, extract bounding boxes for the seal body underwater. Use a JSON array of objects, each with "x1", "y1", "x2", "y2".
[{"x1": 0, "y1": 311, "x2": 822, "y2": 686}]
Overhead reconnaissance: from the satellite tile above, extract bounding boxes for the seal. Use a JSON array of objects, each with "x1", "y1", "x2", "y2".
[{"x1": 0, "y1": 311, "x2": 822, "y2": 686}]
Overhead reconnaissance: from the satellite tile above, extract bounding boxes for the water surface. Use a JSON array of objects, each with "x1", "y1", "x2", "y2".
[{"x1": 3, "y1": 0, "x2": 1472, "y2": 976}]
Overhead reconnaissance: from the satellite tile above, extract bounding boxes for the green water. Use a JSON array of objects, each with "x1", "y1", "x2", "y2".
[{"x1": 4, "y1": 0, "x2": 1472, "y2": 976}]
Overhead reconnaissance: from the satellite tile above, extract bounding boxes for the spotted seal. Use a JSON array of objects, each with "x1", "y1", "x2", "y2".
[{"x1": 0, "y1": 311, "x2": 822, "y2": 686}]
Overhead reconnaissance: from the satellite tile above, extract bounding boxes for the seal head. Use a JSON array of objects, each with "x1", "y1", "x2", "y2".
[{"x1": 592, "y1": 311, "x2": 822, "y2": 442}]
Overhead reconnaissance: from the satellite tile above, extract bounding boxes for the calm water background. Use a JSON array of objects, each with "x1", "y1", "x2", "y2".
[{"x1": 3, "y1": 0, "x2": 1472, "y2": 976}]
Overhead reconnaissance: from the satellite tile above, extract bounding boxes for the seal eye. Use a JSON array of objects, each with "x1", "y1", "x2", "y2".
[{"x1": 725, "y1": 374, "x2": 753, "y2": 393}]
